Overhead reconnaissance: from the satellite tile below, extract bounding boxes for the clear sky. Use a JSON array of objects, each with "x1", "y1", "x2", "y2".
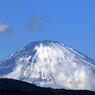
[{"x1": 0, "y1": 0, "x2": 95, "y2": 60}]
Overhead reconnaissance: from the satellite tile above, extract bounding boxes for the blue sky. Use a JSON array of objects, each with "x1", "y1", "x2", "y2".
[{"x1": 0, "y1": 0, "x2": 95, "y2": 60}]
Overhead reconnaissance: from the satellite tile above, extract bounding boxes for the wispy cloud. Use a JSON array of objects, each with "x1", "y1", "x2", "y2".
[
  {"x1": 0, "y1": 21, "x2": 11, "y2": 33},
  {"x1": 24, "y1": 13, "x2": 51, "y2": 31},
  {"x1": 24, "y1": 21, "x2": 43, "y2": 31}
]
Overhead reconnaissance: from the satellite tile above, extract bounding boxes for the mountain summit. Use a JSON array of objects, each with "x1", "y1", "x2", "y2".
[{"x1": 0, "y1": 40, "x2": 95, "y2": 91}]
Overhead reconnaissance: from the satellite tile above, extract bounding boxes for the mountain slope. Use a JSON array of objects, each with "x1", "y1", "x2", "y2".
[
  {"x1": 0, "y1": 40, "x2": 95, "y2": 91},
  {"x1": 0, "y1": 78, "x2": 95, "y2": 95}
]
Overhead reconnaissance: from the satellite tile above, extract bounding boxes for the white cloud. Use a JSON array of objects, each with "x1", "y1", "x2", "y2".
[{"x1": 0, "y1": 22, "x2": 11, "y2": 33}]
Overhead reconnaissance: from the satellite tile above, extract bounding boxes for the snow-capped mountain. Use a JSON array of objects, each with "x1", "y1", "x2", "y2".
[{"x1": 0, "y1": 40, "x2": 95, "y2": 91}]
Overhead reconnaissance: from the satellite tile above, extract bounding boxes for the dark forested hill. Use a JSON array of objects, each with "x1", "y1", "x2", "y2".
[{"x1": 0, "y1": 78, "x2": 95, "y2": 95}]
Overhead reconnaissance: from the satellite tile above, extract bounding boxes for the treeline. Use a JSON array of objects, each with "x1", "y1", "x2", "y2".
[{"x1": 0, "y1": 78, "x2": 95, "y2": 95}]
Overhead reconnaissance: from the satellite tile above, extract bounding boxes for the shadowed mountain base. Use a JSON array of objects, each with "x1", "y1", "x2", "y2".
[{"x1": 0, "y1": 78, "x2": 95, "y2": 95}]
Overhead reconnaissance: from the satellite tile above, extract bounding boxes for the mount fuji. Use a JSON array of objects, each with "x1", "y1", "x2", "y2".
[{"x1": 0, "y1": 40, "x2": 95, "y2": 91}]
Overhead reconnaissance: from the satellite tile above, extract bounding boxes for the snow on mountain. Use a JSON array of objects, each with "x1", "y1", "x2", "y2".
[{"x1": 0, "y1": 40, "x2": 95, "y2": 91}]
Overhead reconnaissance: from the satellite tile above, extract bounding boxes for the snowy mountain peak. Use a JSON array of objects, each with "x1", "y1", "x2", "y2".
[{"x1": 0, "y1": 40, "x2": 95, "y2": 91}]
